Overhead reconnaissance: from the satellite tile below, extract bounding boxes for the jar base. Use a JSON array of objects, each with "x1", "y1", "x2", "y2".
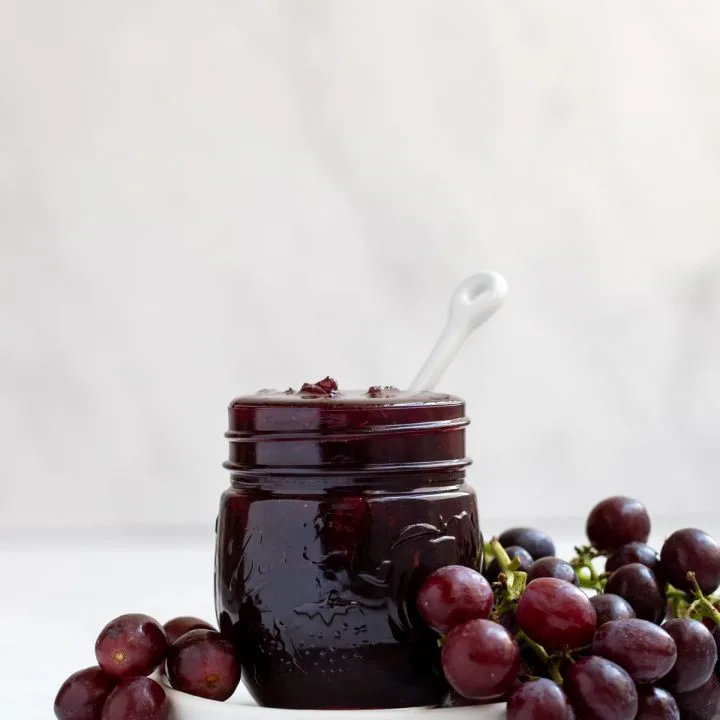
[{"x1": 242, "y1": 657, "x2": 448, "y2": 710}]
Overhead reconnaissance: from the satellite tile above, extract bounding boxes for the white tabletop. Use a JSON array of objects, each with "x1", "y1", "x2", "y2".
[
  {"x1": 3, "y1": 519, "x2": 719, "y2": 718},
  {"x1": 1, "y1": 528, "x2": 217, "y2": 718}
]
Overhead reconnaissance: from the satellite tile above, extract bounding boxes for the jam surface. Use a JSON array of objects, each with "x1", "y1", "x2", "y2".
[
  {"x1": 215, "y1": 380, "x2": 481, "y2": 709},
  {"x1": 240, "y1": 378, "x2": 457, "y2": 405}
]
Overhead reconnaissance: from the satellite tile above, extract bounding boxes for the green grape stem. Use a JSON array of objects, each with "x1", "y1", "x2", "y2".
[
  {"x1": 570, "y1": 545, "x2": 604, "y2": 593},
  {"x1": 577, "y1": 574, "x2": 602, "y2": 592},
  {"x1": 666, "y1": 588, "x2": 690, "y2": 619},
  {"x1": 548, "y1": 660, "x2": 564, "y2": 684},
  {"x1": 515, "y1": 631, "x2": 564, "y2": 685},
  {"x1": 490, "y1": 537, "x2": 527, "y2": 599},
  {"x1": 687, "y1": 572, "x2": 720, "y2": 625}
]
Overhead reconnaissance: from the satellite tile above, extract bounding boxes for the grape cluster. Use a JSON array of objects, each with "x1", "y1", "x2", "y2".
[
  {"x1": 417, "y1": 496, "x2": 720, "y2": 720},
  {"x1": 54, "y1": 614, "x2": 239, "y2": 719}
]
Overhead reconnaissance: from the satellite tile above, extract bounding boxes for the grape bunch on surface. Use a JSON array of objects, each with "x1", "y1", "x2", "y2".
[
  {"x1": 54, "y1": 614, "x2": 239, "y2": 719},
  {"x1": 417, "y1": 496, "x2": 720, "y2": 720}
]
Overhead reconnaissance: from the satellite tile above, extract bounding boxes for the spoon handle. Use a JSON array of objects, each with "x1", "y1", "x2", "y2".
[
  {"x1": 409, "y1": 326, "x2": 468, "y2": 393},
  {"x1": 409, "y1": 272, "x2": 508, "y2": 393}
]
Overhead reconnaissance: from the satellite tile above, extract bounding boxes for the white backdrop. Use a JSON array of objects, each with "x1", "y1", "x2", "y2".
[{"x1": 2, "y1": 1, "x2": 720, "y2": 532}]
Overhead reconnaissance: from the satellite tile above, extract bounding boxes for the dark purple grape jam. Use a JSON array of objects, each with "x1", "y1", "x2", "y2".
[{"x1": 214, "y1": 379, "x2": 481, "y2": 709}]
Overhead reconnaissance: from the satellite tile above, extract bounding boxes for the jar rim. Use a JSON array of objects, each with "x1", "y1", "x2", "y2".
[
  {"x1": 228, "y1": 391, "x2": 466, "y2": 435},
  {"x1": 226, "y1": 389, "x2": 469, "y2": 474}
]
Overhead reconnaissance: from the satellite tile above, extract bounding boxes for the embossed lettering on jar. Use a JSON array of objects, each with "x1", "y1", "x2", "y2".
[{"x1": 214, "y1": 382, "x2": 481, "y2": 710}]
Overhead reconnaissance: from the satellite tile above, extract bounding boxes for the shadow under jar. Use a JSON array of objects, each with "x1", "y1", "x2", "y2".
[{"x1": 214, "y1": 385, "x2": 481, "y2": 710}]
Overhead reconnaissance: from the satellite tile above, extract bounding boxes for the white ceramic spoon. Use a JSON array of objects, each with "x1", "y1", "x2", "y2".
[{"x1": 409, "y1": 271, "x2": 508, "y2": 393}]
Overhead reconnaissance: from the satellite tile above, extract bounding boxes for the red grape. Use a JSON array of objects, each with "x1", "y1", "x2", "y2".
[
  {"x1": 506, "y1": 678, "x2": 573, "y2": 720},
  {"x1": 661, "y1": 618, "x2": 717, "y2": 693},
  {"x1": 416, "y1": 565, "x2": 493, "y2": 633},
  {"x1": 673, "y1": 674, "x2": 720, "y2": 720},
  {"x1": 590, "y1": 593, "x2": 636, "y2": 627},
  {"x1": 54, "y1": 666, "x2": 116, "y2": 720},
  {"x1": 516, "y1": 577, "x2": 596, "y2": 651},
  {"x1": 712, "y1": 623, "x2": 720, "y2": 663},
  {"x1": 586, "y1": 496, "x2": 650, "y2": 552},
  {"x1": 166, "y1": 629, "x2": 240, "y2": 701},
  {"x1": 163, "y1": 616, "x2": 215, "y2": 645},
  {"x1": 564, "y1": 656, "x2": 638, "y2": 720},
  {"x1": 606, "y1": 542, "x2": 660, "y2": 574},
  {"x1": 635, "y1": 686, "x2": 680, "y2": 719},
  {"x1": 485, "y1": 546, "x2": 533, "y2": 584},
  {"x1": 591, "y1": 618, "x2": 677, "y2": 682},
  {"x1": 440, "y1": 618, "x2": 521, "y2": 700},
  {"x1": 498, "y1": 527, "x2": 556, "y2": 560},
  {"x1": 101, "y1": 677, "x2": 168, "y2": 720},
  {"x1": 660, "y1": 529, "x2": 720, "y2": 595},
  {"x1": 527, "y1": 557, "x2": 579, "y2": 586},
  {"x1": 605, "y1": 563, "x2": 666, "y2": 624},
  {"x1": 95, "y1": 613, "x2": 168, "y2": 678}
]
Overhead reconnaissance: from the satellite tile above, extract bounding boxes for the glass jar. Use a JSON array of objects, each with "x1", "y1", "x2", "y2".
[{"x1": 214, "y1": 383, "x2": 481, "y2": 710}]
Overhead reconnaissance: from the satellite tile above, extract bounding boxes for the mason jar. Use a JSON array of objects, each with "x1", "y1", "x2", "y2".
[{"x1": 214, "y1": 383, "x2": 481, "y2": 709}]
